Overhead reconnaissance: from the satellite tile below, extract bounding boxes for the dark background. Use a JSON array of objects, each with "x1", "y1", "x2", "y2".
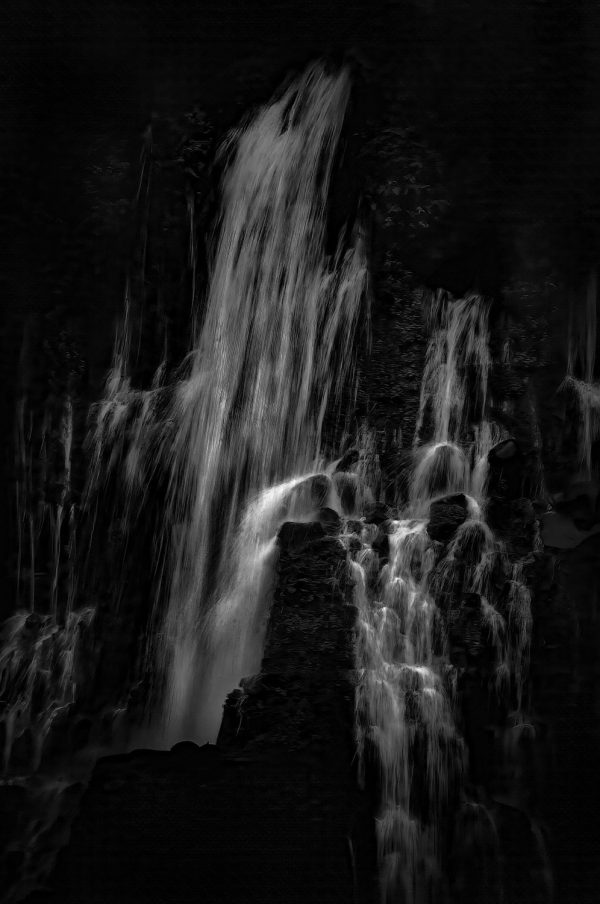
[{"x1": 2, "y1": 3, "x2": 600, "y2": 903}]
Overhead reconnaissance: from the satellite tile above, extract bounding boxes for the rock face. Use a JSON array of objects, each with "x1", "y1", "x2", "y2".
[
  {"x1": 487, "y1": 439, "x2": 529, "y2": 499},
  {"x1": 363, "y1": 501, "x2": 392, "y2": 525},
  {"x1": 317, "y1": 506, "x2": 343, "y2": 534},
  {"x1": 25, "y1": 527, "x2": 377, "y2": 904},
  {"x1": 277, "y1": 520, "x2": 326, "y2": 552},
  {"x1": 427, "y1": 493, "x2": 469, "y2": 543},
  {"x1": 334, "y1": 448, "x2": 360, "y2": 473}
]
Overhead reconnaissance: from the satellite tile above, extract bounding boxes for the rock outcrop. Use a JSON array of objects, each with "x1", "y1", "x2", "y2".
[{"x1": 24, "y1": 525, "x2": 377, "y2": 904}]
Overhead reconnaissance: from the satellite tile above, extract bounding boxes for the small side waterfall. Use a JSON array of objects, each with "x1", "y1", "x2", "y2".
[
  {"x1": 1, "y1": 382, "x2": 91, "y2": 775},
  {"x1": 415, "y1": 290, "x2": 491, "y2": 448},
  {"x1": 352, "y1": 292, "x2": 535, "y2": 903}
]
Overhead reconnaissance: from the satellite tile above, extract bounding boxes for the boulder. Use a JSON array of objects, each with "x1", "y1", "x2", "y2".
[
  {"x1": 427, "y1": 493, "x2": 468, "y2": 543},
  {"x1": 306, "y1": 474, "x2": 331, "y2": 508},
  {"x1": 289, "y1": 475, "x2": 330, "y2": 511},
  {"x1": 488, "y1": 439, "x2": 520, "y2": 463},
  {"x1": 333, "y1": 472, "x2": 358, "y2": 514},
  {"x1": 363, "y1": 502, "x2": 393, "y2": 525},
  {"x1": 316, "y1": 507, "x2": 342, "y2": 535},
  {"x1": 277, "y1": 521, "x2": 325, "y2": 553},
  {"x1": 334, "y1": 448, "x2": 359, "y2": 473},
  {"x1": 347, "y1": 536, "x2": 363, "y2": 556},
  {"x1": 24, "y1": 612, "x2": 43, "y2": 633},
  {"x1": 371, "y1": 527, "x2": 389, "y2": 562}
]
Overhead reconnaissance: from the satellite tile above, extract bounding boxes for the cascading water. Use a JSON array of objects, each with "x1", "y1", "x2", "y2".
[
  {"x1": 352, "y1": 292, "x2": 536, "y2": 902},
  {"x1": 411, "y1": 291, "x2": 491, "y2": 513},
  {"x1": 153, "y1": 63, "x2": 367, "y2": 743}
]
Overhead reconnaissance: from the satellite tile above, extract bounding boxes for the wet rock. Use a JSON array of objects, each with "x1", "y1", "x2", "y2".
[
  {"x1": 346, "y1": 536, "x2": 363, "y2": 556},
  {"x1": 334, "y1": 448, "x2": 359, "y2": 473},
  {"x1": 363, "y1": 502, "x2": 392, "y2": 525},
  {"x1": 288, "y1": 474, "x2": 331, "y2": 510},
  {"x1": 378, "y1": 449, "x2": 413, "y2": 498},
  {"x1": 216, "y1": 691, "x2": 245, "y2": 748},
  {"x1": 169, "y1": 741, "x2": 207, "y2": 766},
  {"x1": 487, "y1": 438, "x2": 528, "y2": 499},
  {"x1": 317, "y1": 507, "x2": 342, "y2": 535},
  {"x1": 277, "y1": 521, "x2": 326, "y2": 552},
  {"x1": 371, "y1": 527, "x2": 389, "y2": 562},
  {"x1": 427, "y1": 493, "x2": 468, "y2": 543},
  {"x1": 24, "y1": 612, "x2": 43, "y2": 633},
  {"x1": 332, "y1": 472, "x2": 358, "y2": 514},
  {"x1": 305, "y1": 475, "x2": 330, "y2": 508},
  {"x1": 462, "y1": 592, "x2": 482, "y2": 610},
  {"x1": 489, "y1": 439, "x2": 520, "y2": 462}
]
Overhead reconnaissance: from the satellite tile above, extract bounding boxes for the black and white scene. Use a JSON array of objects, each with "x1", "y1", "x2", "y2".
[{"x1": 2, "y1": 1, "x2": 600, "y2": 902}]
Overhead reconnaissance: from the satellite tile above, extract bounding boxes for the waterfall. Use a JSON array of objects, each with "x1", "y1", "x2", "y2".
[
  {"x1": 411, "y1": 291, "x2": 491, "y2": 512},
  {"x1": 353, "y1": 292, "x2": 533, "y2": 903},
  {"x1": 1, "y1": 60, "x2": 368, "y2": 766},
  {"x1": 155, "y1": 63, "x2": 367, "y2": 744}
]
